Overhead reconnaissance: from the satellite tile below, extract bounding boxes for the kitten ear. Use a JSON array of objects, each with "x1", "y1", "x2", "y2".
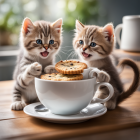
[
  {"x1": 76, "y1": 20, "x2": 85, "y2": 33},
  {"x1": 103, "y1": 23, "x2": 114, "y2": 42},
  {"x1": 22, "y1": 17, "x2": 34, "y2": 35},
  {"x1": 51, "y1": 18, "x2": 63, "y2": 34}
]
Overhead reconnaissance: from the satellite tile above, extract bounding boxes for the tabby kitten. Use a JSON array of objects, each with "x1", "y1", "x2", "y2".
[
  {"x1": 73, "y1": 20, "x2": 139, "y2": 109},
  {"x1": 11, "y1": 17, "x2": 63, "y2": 110}
]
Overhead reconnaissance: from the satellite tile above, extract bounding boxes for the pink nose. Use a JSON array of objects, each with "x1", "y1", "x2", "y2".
[
  {"x1": 44, "y1": 44, "x2": 48, "y2": 50},
  {"x1": 83, "y1": 47, "x2": 87, "y2": 51}
]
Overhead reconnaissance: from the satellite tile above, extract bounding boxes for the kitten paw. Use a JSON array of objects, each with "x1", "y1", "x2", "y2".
[
  {"x1": 44, "y1": 65, "x2": 57, "y2": 74},
  {"x1": 29, "y1": 62, "x2": 42, "y2": 76},
  {"x1": 11, "y1": 101, "x2": 26, "y2": 110},
  {"x1": 97, "y1": 71, "x2": 110, "y2": 82},
  {"x1": 104, "y1": 100, "x2": 116, "y2": 110},
  {"x1": 92, "y1": 89, "x2": 108, "y2": 101}
]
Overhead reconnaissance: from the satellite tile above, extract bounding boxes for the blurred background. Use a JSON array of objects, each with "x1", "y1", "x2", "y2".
[{"x1": 0, "y1": 0, "x2": 140, "y2": 81}]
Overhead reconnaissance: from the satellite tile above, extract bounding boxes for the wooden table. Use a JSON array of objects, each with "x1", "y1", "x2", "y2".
[
  {"x1": 0, "y1": 56, "x2": 140, "y2": 140},
  {"x1": 113, "y1": 49, "x2": 140, "y2": 61}
]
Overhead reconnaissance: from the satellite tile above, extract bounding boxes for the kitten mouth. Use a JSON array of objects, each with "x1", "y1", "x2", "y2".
[
  {"x1": 40, "y1": 51, "x2": 49, "y2": 57},
  {"x1": 82, "y1": 52, "x2": 92, "y2": 58}
]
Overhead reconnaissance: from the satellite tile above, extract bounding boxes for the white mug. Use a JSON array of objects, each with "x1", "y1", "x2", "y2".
[
  {"x1": 35, "y1": 68, "x2": 114, "y2": 115},
  {"x1": 115, "y1": 15, "x2": 140, "y2": 51}
]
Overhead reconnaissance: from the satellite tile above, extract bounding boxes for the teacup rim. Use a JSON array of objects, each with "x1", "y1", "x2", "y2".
[
  {"x1": 35, "y1": 76, "x2": 96, "y2": 83},
  {"x1": 123, "y1": 15, "x2": 140, "y2": 20}
]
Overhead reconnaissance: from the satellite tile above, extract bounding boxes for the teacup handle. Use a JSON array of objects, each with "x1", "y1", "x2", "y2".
[
  {"x1": 92, "y1": 82, "x2": 114, "y2": 103},
  {"x1": 88, "y1": 68, "x2": 114, "y2": 103},
  {"x1": 88, "y1": 67, "x2": 100, "y2": 78}
]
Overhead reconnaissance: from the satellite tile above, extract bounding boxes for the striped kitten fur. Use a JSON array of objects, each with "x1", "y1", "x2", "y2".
[
  {"x1": 11, "y1": 18, "x2": 63, "y2": 110},
  {"x1": 73, "y1": 20, "x2": 140, "y2": 109}
]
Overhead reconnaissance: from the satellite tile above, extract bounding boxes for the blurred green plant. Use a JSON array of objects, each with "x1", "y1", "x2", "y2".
[
  {"x1": 0, "y1": 0, "x2": 100, "y2": 45},
  {"x1": 0, "y1": 0, "x2": 40, "y2": 45},
  {"x1": 0, "y1": 0, "x2": 22, "y2": 34},
  {"x1": 63, "y1": 0, "x2": 99, "y2": 30}
]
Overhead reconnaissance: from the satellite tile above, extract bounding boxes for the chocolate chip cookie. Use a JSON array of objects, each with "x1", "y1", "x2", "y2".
[
  {"x1": 55, "y1": 60, "x2": 87, "y2": 74},
  {"x1": 40, "y1": 73, "x2": 83, "y2": 81}
]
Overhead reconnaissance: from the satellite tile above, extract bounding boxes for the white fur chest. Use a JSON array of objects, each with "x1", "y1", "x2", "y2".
[{"x1": 22, "y1": 79, "x2": 37, "y2": 103}]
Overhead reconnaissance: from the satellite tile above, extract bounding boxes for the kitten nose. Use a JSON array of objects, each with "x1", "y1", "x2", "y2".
[
  {"x1": 44, "y1": 44, "x2": 49, "y2": 50},
  {"x1": 83, "y1": 47, "x2": 87, "y2": 51}
]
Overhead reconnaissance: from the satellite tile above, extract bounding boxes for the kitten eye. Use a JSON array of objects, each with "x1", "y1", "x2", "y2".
[
  {"x1": 79, "y1": 40, "x2": 83, "y2": 45},
  {"x1": 49, "y1": 40, "x2": 54, "y2": 44},
  {"x1": 90, "y1": 42, "x2": 96, "y2": 47},
  {"x1": 36, "y1": 39, "x2": 42, "y2": 44}
]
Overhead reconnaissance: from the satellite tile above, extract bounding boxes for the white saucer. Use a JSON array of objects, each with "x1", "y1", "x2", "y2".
[{"x1": 24, "y1": 102, "x2": 107, "y2": 124}]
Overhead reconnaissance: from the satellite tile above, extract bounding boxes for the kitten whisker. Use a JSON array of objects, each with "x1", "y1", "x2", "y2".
[
  {"x1": 67, "y1": 51, "x2": 76, "y2": 59},
  {"x1": 67, "y1": 49, "x2": 75, "y2": 52},
  {"x1": 59, "y1": 50, "x2": 68, "y2": 55},
  {"x1": 56, "y1": 53, "x2": 62, "y2": 61},
  {"x1": 61, "y1": 46, "x2": 72, "y2": 48},
  {"x1": 71, "y1": 51, "x2": 78, "y2": 59}
]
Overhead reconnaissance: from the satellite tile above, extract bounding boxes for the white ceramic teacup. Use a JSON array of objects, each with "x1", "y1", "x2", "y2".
[
  {"x1": 115, "y1": 15, "x2": 140, "y2": 51},
  {"x1": 35, "y1": 68, "x2": 114, "y2": 115}
]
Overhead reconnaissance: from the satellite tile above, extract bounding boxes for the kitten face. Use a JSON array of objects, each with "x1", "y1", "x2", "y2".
[
  {"x1": 73, "y1": 20, "x2": 115, "y2": 61},
  {"x1": 21, "y1": 18, "x2": 62, "y2": 59}
]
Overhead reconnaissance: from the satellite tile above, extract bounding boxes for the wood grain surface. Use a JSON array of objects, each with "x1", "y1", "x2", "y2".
[
  {"x1": 113, "y1": 49, "x2": 140, "y2": 61},
  {"x1": 0, "y1": 61, "x2": 140, "y2": 140}
]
